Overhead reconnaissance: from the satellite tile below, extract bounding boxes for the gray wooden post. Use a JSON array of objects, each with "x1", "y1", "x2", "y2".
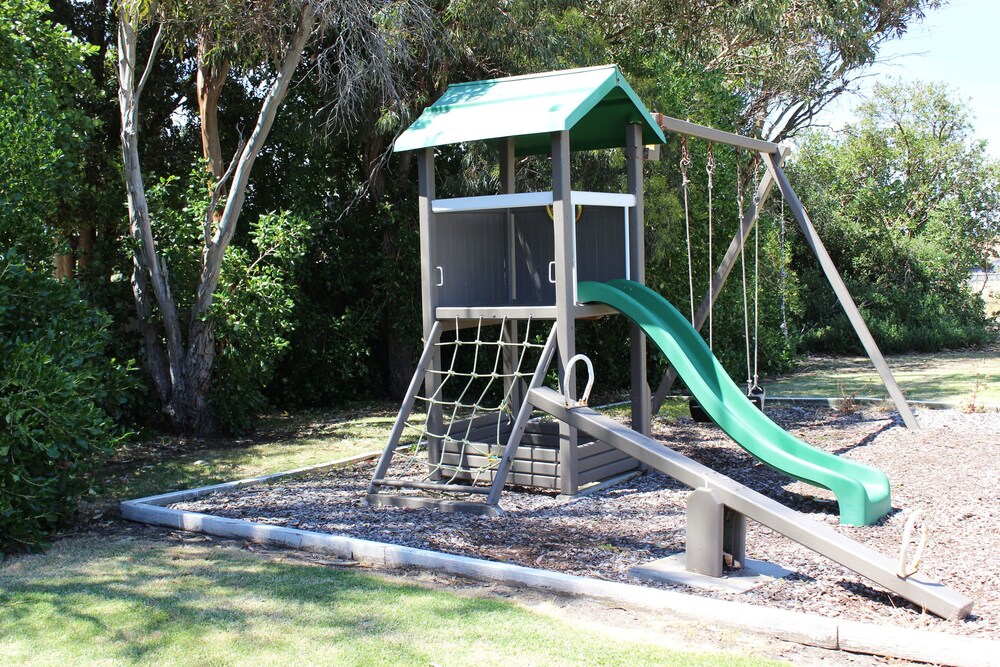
[
  {"x1": 486, "y1": 326, "x2": 558, "y2": 506},
  {"x1": 417, "y1": 149, "x2": 444, "y2": 473},
  {"x1": 552, "y1": 130, "x2": 579, "y2": 495},
  {"x1": 626, "y1": 124, "x2": 651, "y2": 436},
  {"x1": 762, "y1": 153, "x2": 919, "y2": 430},
  {"x1": 499, "y1": 138, "x2": 523, "y2": 416},
  {"x1": 651, "y1": 147, "x2": 788, "y2": 414},
  {"x1": 367, "y1": 321, "x2": 444, "y2": 494},
  {"x1": 686, "y1": 487, "x2": 724, "y2": 576}
]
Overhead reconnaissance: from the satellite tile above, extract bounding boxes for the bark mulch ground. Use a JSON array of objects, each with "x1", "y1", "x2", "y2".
[{"x1": 170, "y1": 405, "x2": 1000, "y2": 639}]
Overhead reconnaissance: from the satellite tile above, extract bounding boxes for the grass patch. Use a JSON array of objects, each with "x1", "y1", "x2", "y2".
[
  {"x1": 99, "y1": 404, "x2": 400, "y2": 501},
  {"x1": 765, "y1": 345, "x2": 1000, "y2": 408},
  {"x1": 0, "y1": 534, "x2": 782, "y2": 667},
  {"x1": 599, "y1": 397, "x2": 691, "y2": 422}
]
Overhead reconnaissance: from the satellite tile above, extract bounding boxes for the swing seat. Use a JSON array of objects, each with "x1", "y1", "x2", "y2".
[
  {"x1": 688, "y1": 399, "x2": 712, "y2": 423},
  {"x1": 690, "y1": 387, "x2": 765, "y2": 423}
]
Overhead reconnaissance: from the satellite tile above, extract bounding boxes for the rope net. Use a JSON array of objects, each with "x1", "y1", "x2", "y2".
[{"x1": 391, "y1": 318, "x2": 550, "y2": 488}]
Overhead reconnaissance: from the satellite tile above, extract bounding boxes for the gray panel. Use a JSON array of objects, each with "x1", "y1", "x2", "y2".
[
  {"x1": 577, "y1": 205, "x2": 628, "y2": 283},
  {"x1": 512, "y1": 208, "x2": 555, "y2": 305},
  {"x1": 436, "y1": 211, "x2": 507, "y2": 307},
  {"x1": 433, "y1": 203, "x2": 628, "y2": 310}
]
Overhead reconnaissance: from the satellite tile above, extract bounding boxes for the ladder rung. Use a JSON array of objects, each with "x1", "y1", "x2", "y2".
[{"x1": 372, "y1": 478, "x2": 492, "y2": 494}]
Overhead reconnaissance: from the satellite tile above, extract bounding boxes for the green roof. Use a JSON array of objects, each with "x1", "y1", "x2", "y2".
[{"x1": 393, "y1": 65, "x2": 666, "y2": 155}]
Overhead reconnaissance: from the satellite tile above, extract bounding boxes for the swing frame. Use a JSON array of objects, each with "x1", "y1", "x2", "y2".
[{"x1": 649, "y1": 113, "x2": 918, "y2": 431}]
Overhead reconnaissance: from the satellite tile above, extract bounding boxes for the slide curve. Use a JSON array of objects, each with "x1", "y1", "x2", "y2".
[{"x1": 578, "y1": 279, "x2": 891, "y2": 525}]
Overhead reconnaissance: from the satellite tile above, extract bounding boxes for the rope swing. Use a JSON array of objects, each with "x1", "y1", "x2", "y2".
[
  {"x1": 737, "y1": 150, "x2": 765, "y2": 409},
  {"x1": 705, "y1": 142, "x2": 716, "y2": 349},
  {"x1": 680, "y1": 136, "x2": 695, "y2": 324}
]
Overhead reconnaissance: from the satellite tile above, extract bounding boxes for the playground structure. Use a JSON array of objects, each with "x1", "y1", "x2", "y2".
[{"x1": 367, "y1": 65, "x2": 971, "y2": 619}]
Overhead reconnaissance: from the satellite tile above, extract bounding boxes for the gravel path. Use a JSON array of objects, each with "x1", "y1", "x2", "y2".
[{"x1": 170, "y1": 406, "x2": 1000, "y2": 638}]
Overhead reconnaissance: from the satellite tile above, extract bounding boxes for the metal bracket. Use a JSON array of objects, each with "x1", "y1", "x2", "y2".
[{"x1": 562, "y1": 354, "x2": 594, "y2": 406}]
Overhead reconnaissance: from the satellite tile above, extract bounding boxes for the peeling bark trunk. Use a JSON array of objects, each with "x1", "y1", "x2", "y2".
[
  {"x1": 116, "y1": 5, "x2": 316, "y2": 435},
  {"x1": 196, "y1": 30, "x2": 230, "y2": 181}
]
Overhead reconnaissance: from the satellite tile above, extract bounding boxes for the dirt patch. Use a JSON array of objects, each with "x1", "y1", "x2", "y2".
[{"x1": 170, "y1": 406, "x2": 999, "y2": 641}]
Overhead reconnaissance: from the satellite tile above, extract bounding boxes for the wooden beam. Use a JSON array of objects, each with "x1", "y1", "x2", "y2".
[
  {"x1": 551, "y1": 130, "x2": 578, "y2": 495},
  {"x1": 417, "y1": 149, "x2": 445, "y2": 472},
  {"x1": 499, "y1": 137, "x2": 523, "y2": 416},
  {"x1": 762, "y1": 154, "x2": 919, "y2": 430},
  {"x1": 654, "y1": 113, "x2": 780, "y2": 154},
  {"x1": 626, "y1": 124, "x2": 651, "y2": 436},
  {"x1": 366, "y1": 321, "x2": 444, "y2": 494},
  {"x1": 529, "y1": 386, "x2": 968, "y2": 619},
  {"x1": 486, "y1": 326, "x2": 558, "y2": 506}
]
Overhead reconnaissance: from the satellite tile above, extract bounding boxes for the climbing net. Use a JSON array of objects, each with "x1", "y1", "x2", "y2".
[{"x1": 391, "y1": 318, "x2": 551, "y2": 488}]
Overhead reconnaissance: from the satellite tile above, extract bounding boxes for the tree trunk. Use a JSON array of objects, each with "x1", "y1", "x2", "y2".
[
  {"x1": 116, "y1": 5, "x2": 315, "y2": 435},
  {"x1": 196, "y1": 30, "x2": 230, "y2": 181}
]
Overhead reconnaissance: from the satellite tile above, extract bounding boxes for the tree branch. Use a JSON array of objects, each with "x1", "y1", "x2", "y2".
[
  {"x1": 190, "y1": 1, "x2": 316, "y2": 331},
  {"x1": 136, "y1": 23, "x2": 165, "y2": 101},
  {"x1": 203, "y1": 138, "x2": 245, "y2": 245}
]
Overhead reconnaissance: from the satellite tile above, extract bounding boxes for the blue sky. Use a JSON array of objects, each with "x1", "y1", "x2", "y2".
[{"x1": 814, "y1": 0, "x2": 1000, "y2": 157}]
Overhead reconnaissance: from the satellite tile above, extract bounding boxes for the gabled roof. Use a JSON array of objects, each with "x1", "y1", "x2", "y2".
[{"x1": 393, "y1": 64, "x2": 666, "y2": 156}]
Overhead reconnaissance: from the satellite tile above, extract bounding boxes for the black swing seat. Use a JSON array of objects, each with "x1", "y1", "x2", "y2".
[{"x1": 689, "y1": 386, "x2": 765, "y2": 423}]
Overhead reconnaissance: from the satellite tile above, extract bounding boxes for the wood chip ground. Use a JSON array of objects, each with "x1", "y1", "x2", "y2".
[{"x1": 170, "y1": 406, "x2": 1000, "y2": 639}]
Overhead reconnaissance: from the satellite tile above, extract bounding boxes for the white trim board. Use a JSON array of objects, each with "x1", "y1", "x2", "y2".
[
  {"x1": 432, "y1": 191, "x2": 636, "y2": 213},
  {"x1": 120, "y1": 454, "x2": 998, "y2": 667}
]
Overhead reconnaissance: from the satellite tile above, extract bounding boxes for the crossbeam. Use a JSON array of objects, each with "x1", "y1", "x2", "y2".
[{"x1": 653, "y1": 113, "x2": 780, "y2": 154}]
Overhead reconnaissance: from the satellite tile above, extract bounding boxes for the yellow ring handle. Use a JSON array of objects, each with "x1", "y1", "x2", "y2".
[{"x1": 545, "y1": 204, "x2": 583, "y2": 222}]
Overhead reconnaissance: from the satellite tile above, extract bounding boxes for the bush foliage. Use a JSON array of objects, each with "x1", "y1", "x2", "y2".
[
  {"x1": 0, "y1": 253, "x2": 133, "y2": 554},
  {"x1": 790, "y1": 82, "x2": 999, "y2": 353}
]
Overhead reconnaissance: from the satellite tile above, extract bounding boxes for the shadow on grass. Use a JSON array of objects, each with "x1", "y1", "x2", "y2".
[{"x1": 0, "y1": 536, "x2": 768, "y2": 667}]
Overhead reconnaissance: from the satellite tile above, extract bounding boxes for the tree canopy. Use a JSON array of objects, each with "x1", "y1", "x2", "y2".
[{"x1": 789, "y1": 81, "x2": 1000, "y2": 351}]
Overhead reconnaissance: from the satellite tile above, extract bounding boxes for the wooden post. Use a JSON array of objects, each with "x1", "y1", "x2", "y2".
[
  {"x1": 552, "y1": 130, "x2": 579, "y2": 495},
  {"x1": 651, "y1": 147, "x2": 788, "y2": 414},
  {"x1": 499, "y1": 138, "x2": 522, "y2": 416},
  {"x1": 626, "y1": 124, "x2": 651, "y2": 436},
  {"x1": 763, "y1": 154, "x2": 919, "y2": 431},
  {"x1": 686, "y1": 487, "x2": 723, "y2": 577},
  {"x1": 417, "y1": 149, "x2": 444, "y2": 473}
]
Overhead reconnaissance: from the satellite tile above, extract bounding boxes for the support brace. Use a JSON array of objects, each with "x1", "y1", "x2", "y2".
[{"x1": 763, "y1": 154, "x2": 919, "y2": 430}]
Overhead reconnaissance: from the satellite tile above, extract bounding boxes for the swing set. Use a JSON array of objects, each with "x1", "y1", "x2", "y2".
[
  {"x1": 367, "y1": 65, "x2": 967, "y2": 619},
  {"x1": 677, "y1": 137, "x2": 774, "y2": 420}
]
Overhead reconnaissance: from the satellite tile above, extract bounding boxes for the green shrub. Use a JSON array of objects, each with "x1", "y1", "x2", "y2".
[
  {"x1": 146, "y1": 166, "x2": 310, "y2": 432},
  {"x1": 0, "y1": 252, "x2": 132, "y2": 554}
]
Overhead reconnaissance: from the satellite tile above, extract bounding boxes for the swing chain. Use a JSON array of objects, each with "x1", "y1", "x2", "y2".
[
  {"x1": 735, "y1": 155, "x2": 745, "y2": 213},
  {"x1": 751, "y1": 154, "x2": 761, "y2": 390},
  {"x1": 736, "y1": 151, "x2": 752, "y2": 390},
  {"x1": 779, "y1": 196, "x2": 789, "y2": 339},
  {"x1": 680, "y1": 136, "x2": 692, "y2": 181},
  {"x1": 751, "y1": 153, "x2": 762, "y2": 210}
]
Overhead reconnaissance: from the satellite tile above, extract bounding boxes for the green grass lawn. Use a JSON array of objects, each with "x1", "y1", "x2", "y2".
[
  {"x1": 5, "y1": 345, "x2": 996, "y2": 666},
  {"x1": 0, "y1": 534, "x2": 781, "y2": 667},
  {"x1": 100, "y1": 404, "x2": 399, "y2": 501},
  {"x1": 765, "y1": 345, "x2": 1000, "y2": 409}
]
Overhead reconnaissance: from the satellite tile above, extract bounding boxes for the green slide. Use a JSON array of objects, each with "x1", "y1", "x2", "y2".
[{"x1": 578, "y1": 279, "x2": 891, "y2": 525}]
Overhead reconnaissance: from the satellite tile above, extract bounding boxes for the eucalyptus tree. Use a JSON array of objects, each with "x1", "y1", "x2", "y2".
[
  {"x1": 584, "y1": 0, "x2": 940, "y2": 139},
  {"x1": 790, "y1": 81, "x2": 1000, "y2": 352},
  {"x1": 116, "y1": 0, "x2": 441, "y2": 434}
]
